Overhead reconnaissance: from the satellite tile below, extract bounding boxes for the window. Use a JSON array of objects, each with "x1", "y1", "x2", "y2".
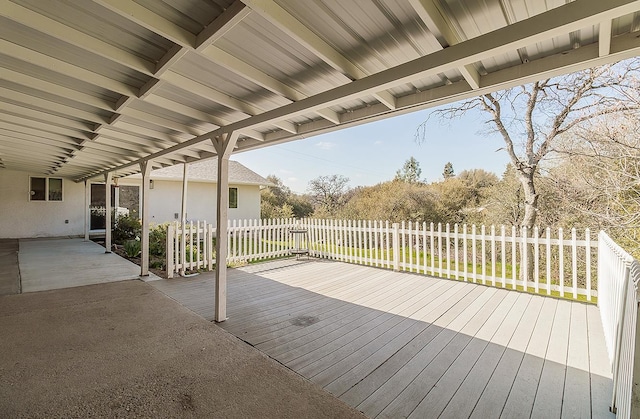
[
  {"x1": 30, "y1": 177, "x2": 63, "y2": 201},
  {"x1": 229, "y1": 187, "x2": 238, "y2": 208}
]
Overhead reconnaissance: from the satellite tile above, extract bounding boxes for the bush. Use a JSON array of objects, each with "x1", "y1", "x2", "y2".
[
  {"x1": 124, "y1": 239, "x2": 141, "y2": 258},
  {"x1": 113, "y1": 215, "x2": 141, "y2": 244},
  {"x1": 149, "y1": 223, "x2": 169, "y2": 257}
]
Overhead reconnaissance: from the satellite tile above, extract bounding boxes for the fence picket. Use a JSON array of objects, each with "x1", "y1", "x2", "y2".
[
  {"x1": 430, "y1": 222, "x2": 435, "y2": 276},
  {"x1": 559, "y1": 227, "x2": 565, "y2": 298},
  {"x1": 500, "y1": 225, "x2": 506, "y2": 288},
  {"x1": 472, "y1": 224, "x2": 477, "y2": 283},
  {"x1": 546, "y1": 227, "x2": 551, "y2": 295},
  {"x1": 438, "y1": 223, "x2": 443, "y2": 277},
  {"x1": 572, "y1": 227, "x2": 578, "y2": 299},
  {"x1": 446, "y1": 223, "x2": 451, "y2": 279},
  {"x1": 522, "y1": 226, "x2": 528, "y2": 293},
  {"x1": 463, "y1": 224, "x2": 468, "y2": 282},
  {"x1": 534, "y1": 226, "x2": 539, "y2": 294},
  {"x1": 481, "y1": 225, "x2": 486, "y2": 285},
  {"x1": 511, "y1": 226, "x2": 517, "y2": 290},
  {"x1": 491, "y1": 225, "x2": 496, "y2": 287},
  {"x1": 586, "y1": 229, "x2": 592, "y2": 302}
]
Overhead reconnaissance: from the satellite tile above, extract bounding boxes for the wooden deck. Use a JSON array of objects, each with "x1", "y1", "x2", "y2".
[{"x1": 151, "y1": 259, "x2": 615, "y2": 419}]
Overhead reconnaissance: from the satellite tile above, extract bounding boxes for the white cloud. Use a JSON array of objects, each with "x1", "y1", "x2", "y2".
[
  {"x1": 374, "y1": 140, "x2": 383, "y2": 145},
  {"x1": 315, "y1": 141, "x2": 336, "y2": 150}
]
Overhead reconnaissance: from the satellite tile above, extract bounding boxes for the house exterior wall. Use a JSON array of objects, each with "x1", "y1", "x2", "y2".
[
  {"x1": 116, "y1": 180, "x2": 261, "y2": 226},
  {"x1": 0, "y1": 169, "x2": 85, "y2": 238},
  {"x1": 0, "y1": 169, "x2": 263, "y2": 239}
]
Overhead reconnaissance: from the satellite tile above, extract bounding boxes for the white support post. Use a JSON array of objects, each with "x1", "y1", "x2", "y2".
[
  {"x1": 104, "y1": 172, "x2": 112, "y2": 253},
  {"x1": 212, "y1": 131, "x2": 239, "y2": 322},
  {"x1": 113, "y1": 178, "x2": 120, "y2": 225},
  {"x1": 181, "y1": 162, "x2": 189, "y2": 224},
  {"x1": 84, "y1": 179, "x2": 90, "y2": 241},
  {"x1": 139, "y1": 161, "x2": 152, "y2": 276}
]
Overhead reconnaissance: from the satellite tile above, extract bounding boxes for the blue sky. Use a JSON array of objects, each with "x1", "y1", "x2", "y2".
[{"x1": 233, "y1": 107, "x2": 511, "y2": 193}]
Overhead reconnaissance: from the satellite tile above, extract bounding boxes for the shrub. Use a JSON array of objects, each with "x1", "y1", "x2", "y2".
[
  {"x1": 124, "y1": 239, "x2": 141, "y2": 258},
  {"x1": 184, "y1": 244, "x2": 199, "y2": 263},
  {"x1": 149, "y1": 223, "x2": 169, "y2": 257},
  {"x1": 113, "y1": 215, "x2": 141, "y2": 244}
]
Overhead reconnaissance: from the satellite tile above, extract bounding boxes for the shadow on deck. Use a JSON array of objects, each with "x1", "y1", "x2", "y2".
[{"x1": 151, "y1": 258, "x2": 614, "y2": 419}]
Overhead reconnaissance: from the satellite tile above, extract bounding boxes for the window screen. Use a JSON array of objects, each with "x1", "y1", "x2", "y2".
[
  {"x1": 229, "y1": 187, "x2": 238, "y2": 209},
  {"x1": 48, "y1": 178, "x2": 63, "y2": 201}
]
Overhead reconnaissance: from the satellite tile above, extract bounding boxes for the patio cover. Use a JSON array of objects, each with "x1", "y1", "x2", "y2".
[
  {"x1": 2, "y1": 0, "x2": 640, "y2": 320},
  {"x1": 1, "y1": 0, "x2": 639, "y2": 179}
]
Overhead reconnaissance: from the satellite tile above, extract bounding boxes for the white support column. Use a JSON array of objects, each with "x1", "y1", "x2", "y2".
[
  {"x1": 140, "y1": 161, "x2": 152, "y2": 276},
  {"x1": 104, "y1": 172, "x2": 112, "y2": 253},
  {"x1": 212, "y1": 131, "x2": 239, "y2": 322},
  {"x1": 181, "y1": 162, "x2": 189, "y2": 224},
  {"x1": 113, "y1": 178, "x2": 120, "y2": 224},
  {"x1": 84, "y1": 180, "x2": 90, "y2": 241}
]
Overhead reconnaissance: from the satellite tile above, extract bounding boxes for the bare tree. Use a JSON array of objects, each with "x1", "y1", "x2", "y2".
[
  {"x1": 550, "y1": 113, "x2": 640, "y2": 256},
  {"x1": 417, "y1": 58, "x2": 640, "y2": 230},
  {"x1": 308, "y1": 174, "x2": 350, "y2": 216}
]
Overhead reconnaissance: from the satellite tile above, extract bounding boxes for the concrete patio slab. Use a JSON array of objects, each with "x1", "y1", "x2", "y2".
[
  {"x1": 0, "y1": 280, "x2": 364, "y2": 418},
  {"x1": 18, "y1": 238, "x2": 158, "y2": 292},
  {"x1": 0, "y1": 239, "x2": 20, "y2": 296}
]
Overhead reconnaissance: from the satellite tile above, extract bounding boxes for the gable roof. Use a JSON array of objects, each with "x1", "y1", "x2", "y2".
[{"x1": 127, "y1": 160, "x2": 272, "y2": 186}]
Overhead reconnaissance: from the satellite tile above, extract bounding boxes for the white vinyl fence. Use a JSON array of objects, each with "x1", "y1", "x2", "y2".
[
  {"x1": 166, "y1": 219, "x2": 297, "y2": 278},
  {"x1": 597, "y1": 231, "x2": 640, "y2": 418},
  {"x1": 167, "y1": 218, "x2": 597, "y2": 300},
  {"x1": 304, "y1": 219, "x2": 597, "y2": 300}
]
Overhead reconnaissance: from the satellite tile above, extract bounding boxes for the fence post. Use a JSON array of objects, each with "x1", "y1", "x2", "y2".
[
  {"x1": 392, "y1": 222, "x2": 400, "y2": 272},
  {"x1": 167, "y1": 223, "x2": 174, "y2": 279}
]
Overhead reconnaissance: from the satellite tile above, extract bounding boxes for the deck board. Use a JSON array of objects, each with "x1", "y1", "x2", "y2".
[{"x1": 151, "y1": 258, "x2": 614, "y2": 418}]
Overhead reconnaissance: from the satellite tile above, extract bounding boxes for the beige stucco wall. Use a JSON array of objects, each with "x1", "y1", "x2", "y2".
[
  {"x1": 0, "y1": 169, "x2": 262, "y2": 238},
  {"x1": 113, "y1": 179, "x2": 261, "y2": 227},
  {"x1": 0, "y1": 169, "x2": 86, "y2": 238}
]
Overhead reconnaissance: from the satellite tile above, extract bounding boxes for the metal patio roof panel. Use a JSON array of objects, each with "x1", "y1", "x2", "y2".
[
  {"x1": 12, "y1": 0, "x2": 174, "y2": 63},
  {"x1": 171, "y1": 51, "x2": 292, "y2": 111},
  {"x1": 0, "y1": 0, "x2": 638, "y2": 180},
  {"x1": 0, "y1": 54, "x2": 122, "y2": 106},
  {"x1": 134, "y1": 0, "x2": 233, "y2": 33},
  {"x1": 218, "y1": 12, "x2": 348, "y2": 97},
  {"x1": 0, "y1": 18, "x2": 149, "y2": 92},
  {"x1": 275, "y1": 0, "x2": 443, "y2": 75}
]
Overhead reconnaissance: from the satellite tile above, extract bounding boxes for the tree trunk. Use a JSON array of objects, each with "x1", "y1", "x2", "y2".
[
  {"x1": 519, "y1": 171, "x2": 538, "y2": 229},
  {"x1": 518, "y1": 170, "x2": 538, "y2": 284}
]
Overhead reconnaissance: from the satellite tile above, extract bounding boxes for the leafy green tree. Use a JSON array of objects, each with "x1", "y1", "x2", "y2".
[
  {"x1": 457, "y1": 169, "x2": 498, "y2": 207},
  {"x1": 395, "y1": 157, "x2": 422, "y2": 183},
  {"x1": 339, "y1": 181, "x2": 438, "y2": 223},
  {"x1": 260, "y1": 175, "x2": 313, "y2": 219}
]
